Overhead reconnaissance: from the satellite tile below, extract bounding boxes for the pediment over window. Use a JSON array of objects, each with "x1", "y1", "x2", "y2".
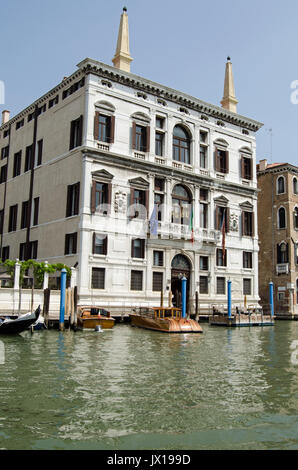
[
  {"x1": 214, "y1": 195, "x2": 229, "y2": 206},
  {"x1": 95, "y1": 100, "x2": 116, "y2": 113},
  {"x1": 129, "y1": 177, "x2": 149, "y2": 188},
  {"x1": 239, "y1": 146, "x2": 252, "y2": 155},
  {"x1": 214, "y1": 138, "x2": 228, "y2": 149},
  {"x1": 92, "y1": 169, "x2": 114, "y2": 181},
  {"x1": 239, "y1": 201, "x2": 254, "y2": 211},
  {"x1": 131, "y1": 112, "x2": 151, "y2": 123}
]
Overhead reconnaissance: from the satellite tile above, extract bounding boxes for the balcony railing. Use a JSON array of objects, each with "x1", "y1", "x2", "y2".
[{"x1": 276, "y1": 263, "x2": 289, "y2": 275}]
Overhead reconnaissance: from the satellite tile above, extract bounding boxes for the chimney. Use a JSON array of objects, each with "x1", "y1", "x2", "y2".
[
  {"x1": 2, "y1": 110, "x2": 10, "y2": 125},
  {"x1": 258, "y1": 159, "x2": 267, "y2": 171}
]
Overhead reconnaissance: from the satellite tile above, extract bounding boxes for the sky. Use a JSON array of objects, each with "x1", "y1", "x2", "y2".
[{"x1": 1, "y1": 0, "x2": 298, "y2": 166}]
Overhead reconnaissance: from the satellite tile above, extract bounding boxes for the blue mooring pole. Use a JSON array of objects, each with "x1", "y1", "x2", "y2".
[
  {"x1": 181, "y1": 276, "x2": 187, "y2": 319},
  {"x1": 59, "y1": 268, "x2": 67, "y2": 331},
  {"x1": 269, "y1": 282, "x2": 274, "y2": 319},
  {"x1": 227, "y1": 280, "x2": 232, "y2": 319}
]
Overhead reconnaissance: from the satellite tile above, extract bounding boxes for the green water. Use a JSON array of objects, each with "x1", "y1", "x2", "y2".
[{"x1": 0, "y1": 322, "x2": 297, "y2": 450}]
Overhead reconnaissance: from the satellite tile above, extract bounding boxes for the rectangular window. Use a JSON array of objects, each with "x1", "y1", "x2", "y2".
[
  {"x1": 8, "y1": 205, "x2": 18, "y2": 232},
  {"x1": 200, "y1": 256, "x2": 209, "y2": 271},
  {"x1": 49, "y1": 95, "x2": 59, "y2": 108},
  {"x1": 155, "y1": 132, "x2": 164, "y2": 156},
  {"x1": 91, "y1": 268, "x2": 105, "y2": 289},
  {"x1": 19, "y1": 241, "x2": 38, "y2": 261},
  {"x1": 21, "y1": 201, "x2": 30, "y2": 229},
  {"x1": 1, "y1": 146, "x2": 9, "y2": 159},
  {"x1": 66, "y1": 182, "x2": 80, "y2": 217},
  {"x1": 19, "y1": 242, "x2": 26, "y2": 261},
  {"x1": 216, "y1": 206, "x2": 229, "y2": 231},
  {"x1": 2, "y1": 246, "x2": 9, "y2": 262},
  {"x1": 16, "y1": 119, "x2": 24, "y2": 130},
  {"x1": 37, "y1": 139, "x2": 43, "y2": 166},
  {"x1": 131, "y1": 239, "x2": 145, "y2": 259},
  {"x1": 243, "y1": 251, "x2": 253, "y2": 269},
  {"x1": 131, "y1": 270, "x2": 143, "y2": 291},
  {"x1": 0, "y1": 165, "x2": 7, "y2": 184},
  {"x1": 153, "y1": 272, "x2": 163, "y2": 292},
  {"x1": 25, "y1": 145, "x2": 34, "y2": 172},
  {"x1": 216, "y1": 249, "x2": 227, "y2": 267},
  {"x1": 200, "y1": 145, "x2": 207, "y2": 168},
  {"x1": 33, "y1": 197, "x2": 39, "y2": 226},
  {"x1": 135, "y1": 125, "x2": 147, "y2": 152},
  {"x1": 242, "y1": 156, "x2": 252, "y2": 180},
  {"x1": 153, "y1": 250, "x2": 164, "y2": 267},
  {"x1": 93, "y1": 233, "x2": 108, "y2": 255},
  {"x1": 277, "y1": 243, "x2": 289, "y2": 264},
  {"x1": 215, "y1": 148, "x2": 229, "y2": 174},
  {"x1": 243, "y1": 278, "x2": 252, "y2": 295},
  {"x1": 156, "y1": 117, "x2": 164, "y2": 129},
  {"x1": 29, "y1": 241, "x2": 38, "y2": 260},
  {"x1": 216, "y1": 277, "x2": 226, "y2": 295},
  {"x1": 200, "y1": 276, "x2": 209, "y2": 294},
  {"x1": 242, "y1": 211, "x2": 254, "y2": 237},
  {"x1": 65, "y1": 232, "x2": 78, "y2": 255},
  {"x1": 69, "y1": 116, "x2": 83, "y2": 150},
  {"x1": 13, "y1": 151, "x2": 22, "y2": 177},
  {"x1": 130, "y1": 188, "x2": 147, "y2": 219},
  {"x1": 0, "y1": 210, "x2": 4, "y2": 235},
  {"x1": 92, "y1": 182, "x2": 109, "y2": 212},
  {"x1": 200, "y1": 203, "x2": 208, "y2": 228},
  {"x1": 3, "y1": 129, "x2": 10, "y2": 138}
]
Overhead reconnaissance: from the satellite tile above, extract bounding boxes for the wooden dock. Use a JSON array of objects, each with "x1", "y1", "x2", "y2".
[{"x1": 209, "y1": 313, "x2": 274, "y2": 327}]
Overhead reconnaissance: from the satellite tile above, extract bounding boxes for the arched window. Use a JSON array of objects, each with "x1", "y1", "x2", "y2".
[
  {"x1": 173, "y1": 125, "x2": 191, "y2": 164},
  {"x1": 294, "y1": 207, "x2": 298, "y2": 230},
  {"x1": 172, "y1": 184, "x2": 192, "y2": 225},
  {"x1": 277, "y1": 242, "x2": 288, "y2": 264},
  {"x1": 277, "y1": 176, "x2": 285, "y2": 194},
  {"x1": 278, "y1": 207, "x2": 286, "y2": 229},
  {"x1": 293, "y1": 177, "x2": 298, "y2": 195}
]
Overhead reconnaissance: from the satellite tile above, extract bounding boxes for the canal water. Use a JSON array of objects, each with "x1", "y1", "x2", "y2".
[{"x1": 0, "y1": 322, "x2": 297, "y2": 450}]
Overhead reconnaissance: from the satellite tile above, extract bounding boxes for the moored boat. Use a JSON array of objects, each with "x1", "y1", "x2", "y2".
[
  {"x1": 0, "y1": 306, "x2": 41, "y2": 335},
  {"x1": 130, "y1": 307, "x2": 203, "y2": 334},
  {"x1": 77, "y1": 306, "x2": 115, "y2": 330}
]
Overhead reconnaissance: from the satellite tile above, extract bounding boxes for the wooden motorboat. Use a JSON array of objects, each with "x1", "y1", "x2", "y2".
[
  {"x1": 0, "y1": 306, "x2": 41, "y2": 335},
  {"x1": 130, "y1": 307, "x2": 203, "y2": 334},
  {"x1": 209, "y1": 306, "x2": 274, "y2": 327},
  {"x1": 77, "y1": 306, "x2": 115, "y2": 330}
]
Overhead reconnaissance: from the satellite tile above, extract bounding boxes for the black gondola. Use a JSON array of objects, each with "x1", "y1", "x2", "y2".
[{"x1": 0, "y1": 306, "x2": 41, "y2": 335}]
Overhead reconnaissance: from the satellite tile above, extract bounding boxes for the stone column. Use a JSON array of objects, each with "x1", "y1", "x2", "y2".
[{"x1": 14, "y1": 260, "x2": 20, "y2": 290}]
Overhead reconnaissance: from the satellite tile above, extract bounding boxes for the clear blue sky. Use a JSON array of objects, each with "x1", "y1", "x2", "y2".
[{"x1": 1, "y1": 0, "x2": 298, "y2": 166}]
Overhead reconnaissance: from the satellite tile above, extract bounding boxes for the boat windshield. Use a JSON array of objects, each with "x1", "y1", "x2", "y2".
[{"x1": 154, "y1": 308, "x2": 182, "y2": 319}]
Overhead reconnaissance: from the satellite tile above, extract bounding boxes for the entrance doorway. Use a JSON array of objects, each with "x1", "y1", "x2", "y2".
[{"x1": 171, "y1": 254, "x2": 191, "y2": 309}]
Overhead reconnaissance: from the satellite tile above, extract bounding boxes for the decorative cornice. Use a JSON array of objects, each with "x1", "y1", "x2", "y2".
[
  {"x1": 257, "y1": 163, "x2": 298, "y2": 176},
  {"x1": 77, "y1": 58, "x2": 263, "y2": 132}
]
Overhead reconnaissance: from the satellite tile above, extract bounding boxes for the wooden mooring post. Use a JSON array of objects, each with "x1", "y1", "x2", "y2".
[
  {"x1": 195, "y1": 291, "x2": 199, "y2": 322},
  {"x1": 43, "y1": 288, "x2": 50, "y2": 328}
]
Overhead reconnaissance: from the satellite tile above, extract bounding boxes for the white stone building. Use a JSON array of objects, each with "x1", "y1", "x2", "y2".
[{"x1": 0, "y1": 9, "x2": 263, "y2": 314}]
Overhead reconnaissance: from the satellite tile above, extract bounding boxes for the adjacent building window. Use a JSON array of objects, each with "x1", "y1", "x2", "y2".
[
  {"x1": 173, "y1": 125, "x2": 190, "y2": 164},
  {"x1": 294, "y1": 207, "x2": 298, "y2": 230},
  {"x1": 13, "y1": 151, "x2": 22, "y2": 177},
  {"x1": 66, "y1": 182, "x2": 80, "y2": 217},
  {"x1": 33, "y1": 197, "x2": 39, "y2": 226},
  {"x1": 243, "y1": 251, "x2": 253, "y2": 269},
  {"x1": 216, "y1": 249, "x2": 227, "y2": 267},
  {"x1": 16, "y1": 119, "x2": 24, "y2": 130},
  {"x1": 19, "y1": 243, "x2": 26, "y2": 261},
  {"x1": 20, "y1": 241, "x2": 38, "y2": 260},
  {"x1": 92, "y1": 233, "x2": 108, "y2": 255},
  {"x1": 65, "y1": 232, "x2": 77, "y2": 255},
  {"x1": 0, "y1": 165, "x2": 7, "y2": 184},
  {"x1": 49, "y1": 95, "x2": 59, "y2": 109},
  {"x1": 242, "y1": 211, "x2": 254, "y2": 237},
  {"x1": 94, "y1": 113, "x2": 115, "y2": 143},
  {"x1": 2, "y1": 246, "x2": 9, "y2": 262},
  {"x1": 8, "y1": 205, "x2": 18, "y2": 232},
  {"x1": 172, "y1": 184, "x2": 192, "y2": 225},
  {"x1": 278, "y1": 207, "x2": 286, "y2": 229},
  {"x1": 153, "y1": 250, "x2": 164, "y2": 267},
  {"x1": 24, "y1": 145, "x2": 34, "y2": 172},
  {"x1": 243, "y1": 279, "x2": 252, "y2": 295},
  {"x1": 91, "y1": 268, "x2": 105, "y2": 289},
  {"x1": 1, "y1": 146, "x2": 9, "y2": 159},
  {"x1": 216, "y1": 277, "x2": 226, "y2": 295},
  {"x1": 293, "y1": 177, "x2": 298, "y2": 195},
  {"x1": 200, "y1": 276, "x2": 209, "y2": 294},
  {"x1": 69, "y1": 116, "x2": 83, "y2": 150},
  {"x1": 277, "y1": 242, "x2": 288, "y2": 264},
  {"x1": 0, "y1": 210, "x2": 4, "y2": 235},
  {"x1": 131, "y1": 239, "x2": 145, "y2": 259},
  {"x1": 277, "y1": 176, "x2": 285, "y2": 194},
  {"x1": 37, "y1": 139, "x2": 43, "y2": 166},
  {"x1": 21, "y1": 201, "x2": 30, "y2": 229},
  {"x1": 131, "y1": 270, "x2": 143, "y2": 291},
  {"x1": 152, "y1": 272, "x2": 163, "y2": 292}
]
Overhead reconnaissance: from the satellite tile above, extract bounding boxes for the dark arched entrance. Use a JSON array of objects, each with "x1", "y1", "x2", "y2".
[{"x1": 171, "y1": 254, "x2": 191, "y2": 309}]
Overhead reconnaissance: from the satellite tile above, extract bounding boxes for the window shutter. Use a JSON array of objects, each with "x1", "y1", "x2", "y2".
[
  {"x1": 241, "y1": 156, "x2": 245, "y2": 178},
  {"x1": 78, "y1": 115, "x2": 83, "y2": 146},
  {"x1": 216, "y1": 249, "x2": 219, "y2": 266},
  {"x1": 107, "y1": 183, "x2": 112, "y2": 214},
  {"x1": 91, "y1": 180, "x2": 97, "y2": 214},
  {"x1": 64, "y1": 235, "x2": 69, "y2": 255},
  {"x1": 242, "y1": 211, "x2": 245, "y2": 236},
  {"x1": 214, "y1": 148, "x2": 219, "y2": 172},
  {"x1": 131, "y1": 239, "x2": 134, "y2": 258},
  {"x1": 92, "y1": 232, "x2": 96, "y2": 254},
  {"x1": 75, "y1": 182, "x2": 80, "y2": 215},
  {"x1": 94, "y1": 112, "x2": 99, "y2": 141},
  {"x1": 226, "y1": 207, "x2": 230, "y2": 232},
  {"x1": 104, "y1": 236, "x2": 108, "y2": 255},
  {"x1": 141, "y1": 239, "x2": 145, "y2": 259},
  {"x1": 73, "y1": 232, "x2": 78, "y2": 254},
  {"x1": 251, "y1": 212, "x2": 255, "y2": 237},
  {"x1": 110, "y1": 116, "x2": 115, "y2": 143},
  {"x1": 66, "y1": 186, "x2": 71, "y2": 217},
  {"x1": 146, "y1": 126, "x2": 150, "y2": 153},
  {"x1": 145, "y1": 190, "x2": 149, "y2": 218},
  {"x1": 225, "y1": 151, "x2": 229, "y2": 174},
  {"x1": 132, "y1": 122, "x2": 136, "y2": 150},
  {"x1": 69, "y1": 121, "x2": 74, "y2": 150}
]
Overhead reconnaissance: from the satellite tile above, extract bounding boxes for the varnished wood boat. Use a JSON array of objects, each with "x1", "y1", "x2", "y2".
[
  {"x1": 77, "y1": 306, "x2": 115, "y2": 330},
  {"x1": 130, "y1": 307, "x2": 203, "y2": 334}
]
